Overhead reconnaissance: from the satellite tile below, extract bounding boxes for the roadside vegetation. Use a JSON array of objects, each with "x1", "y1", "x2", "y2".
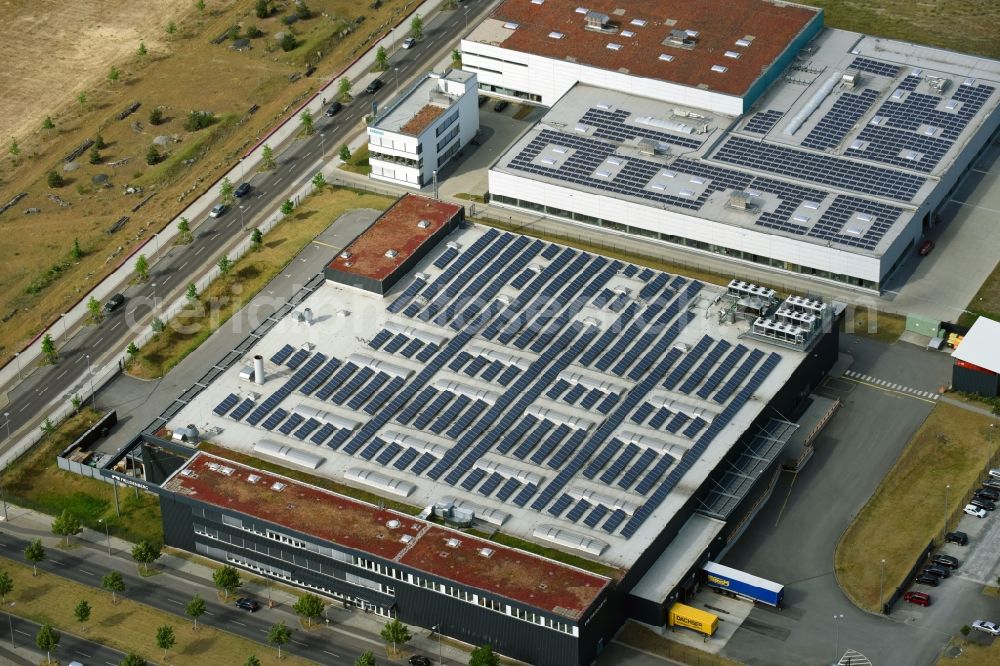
[
  {"x1": 338, "y1": 144, "x2": 371, "y2": 175},
  {"x1": 835, "y1": 402, "x2": 999, "y2": 612},
  {"x1": 958, "y1": 260, "x2": 1000, "y2": 328}
]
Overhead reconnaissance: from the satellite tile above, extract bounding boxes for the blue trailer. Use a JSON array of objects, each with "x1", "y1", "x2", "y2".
[{"x1": 702, "y1": 562, "x2": 784, "y2": 607}]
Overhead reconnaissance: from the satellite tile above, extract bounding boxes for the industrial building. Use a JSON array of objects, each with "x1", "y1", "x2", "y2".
[
  {"x1": 468, "y1": 0, "x2": 1000, "y2": 291},
  {"x1": 952, "y1": 317, "x2": 1000, "y2": 397},
  {"x1": 368, "y1": 69, "x2": 480, "y2": 189},
  {"x1": 82, "y1": 194, "x2": 839, "y2": 664}
]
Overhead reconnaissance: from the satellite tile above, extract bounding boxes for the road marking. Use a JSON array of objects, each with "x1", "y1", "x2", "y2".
[
  {"x1": 56, "y1": 369, "x2": 67, "y2": 379},
  {"x1": 231, "y1": 620, "x2": 247, "y2": 627},
  {"x1": 322, "y1": 650, "x2": 340, "y2": 658},
  {"x1": 839, "y1": 374, "x2": 938, "y2": 403},
  {"x1": 76, "y1": 651, "x2": 92, "y2": 658},
  {"x1": 179, "y1": 261, "x2": 189, "y2": 270},
  {"x1": 195, "y1": 246, "x2": 205, "y2": 255},
  {"x1": 292, "y1": 640, "x2": 308, "y2": 647},
  {"x1": 110, "y1": 321, "x2": 120, "y2": 331},
  {"x1": 15, "y1": 629, "x2": 30, "y2": 636},
  {"x1": 18, "y1": 403, "x2": 31, "y2": 413},
  {"x1": 95, "y1": 336, "x2": 104, "y2": 345},
  {"x1": 167, "y1": 598, "x2": 181, "y2": 604},
  {"x1": 79, "y1": 569, "x2": 94, "y2": 575}
]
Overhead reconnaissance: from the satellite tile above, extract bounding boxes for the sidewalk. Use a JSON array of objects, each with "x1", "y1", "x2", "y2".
[{"x1": 0, "y1": 502, "x2": 480, "y2": 665}]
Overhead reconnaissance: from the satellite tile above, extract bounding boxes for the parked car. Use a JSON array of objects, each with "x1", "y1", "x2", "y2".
[
  {"x1": 914, "y1": 574, "x2": 940, "y2": 587},
  {"x1": 402, "y1": 37, "x2": 417, "y2": 49},
  {"x1": 103, "y1": 293, "x2": 125, "y2": 313},
  {"x1": 918, "y1": 240, "x2": 935, "y2": 256},
  {"x1": 972, "y1": 620, "x2": 1000, "y2": 636},
  {"x1": 235, "y1": 597, "x2": 260, "y2": 612},
  {"x1": 494, "y1": 100, "x2": 510, "y2": 112},
  {"x1": 975, "y1": 487, "x2": 1000, "y2": 501},
  {"x1": 365, "y1": 79, "x2": 384, "y2": 94},
  {"x1": 964, "y1": 504, "x2": 987, "y2": 518},
  {"x1": 923, "y1": 565, "x2": 950, "y2": 579},
  {"x1": 932, "y1": 554, "x2": 960, "y2": 569},
  {"x1": 234, "y1": 182, "x2": 252, "y2": 198},
  {"x1": 970, "y1": 497, "x2": 996, "y2": 511},
  {"x1": 983, "y1": 478, "x2": 1000, "y2": 490},
  {"x1": 209, "y1": 203, "x2": 228, "y2": 218},
  {"x1": 478, "y1": 94, "x2": 489, "y2": 107},
  {"x1": 988, "y1": 468, "x2": 1000, "y2": 480},
  {"x1": 902, "y1": 591, "x2": 931, "y2": 607},
  {"x1": 408, "y1": 656, "x2": 431, "y2": 666},
  {"x1": 325, "y1": 101, "x2": 343, "y2": 117},
  {"x1": 945, "y1": 530, "x2": 969, "y2": 545}
]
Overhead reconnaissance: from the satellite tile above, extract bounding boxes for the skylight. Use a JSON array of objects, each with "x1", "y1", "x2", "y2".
[
  {"x1": 575, "y1": 7, "x2": 589, "y2": 13},
  {"x1": 503, "y1": 21, "x2": 519, "y2": 30},
  {"x1": 607, "y1": 43, "x2": 623, "y2": 51},
  {"x1": 711, "y1": 65, "x2": 728, "y2": 73},
  {"x1": 548, "y1": 31, "x2": 564, "y2": 39},
  {"x1": 735, "y1": 38, "x2": 752, "y2": 47},
  {"x1": 724, "y1": 51, "x2": 741, "y2": 59},
  {"x1": 658, "y1": 53, "x2": 674, "y2": 62},
  {"x1": 621, "y1": 30, "x2": 635, "y2": 38},
  {"x1": 630, "y1": 19, "x2": 647, "y2": 27}
]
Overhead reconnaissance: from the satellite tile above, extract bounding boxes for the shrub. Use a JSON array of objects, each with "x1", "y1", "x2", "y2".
[
  {"x1": 149, "y1": 107, "x2": 164, "y2": 125},
  {"x1": 280, "y1": 32, "x2": 296, "y2": 51},
  {"x1": 146, "y1": 144, "x2": 162, "y2": 165},
  {"x1": 47, "y1": 170, "x2": 65, "y2": 188},
  {"x1": 255, "y1": 0, "x2": 270, "y2": 19},
  {"x1": 246, "y1": 25, "x2": 263, "y2": 38},
  {"x1": 183, "y1": 110, "x2": 215, "y2": 131}
]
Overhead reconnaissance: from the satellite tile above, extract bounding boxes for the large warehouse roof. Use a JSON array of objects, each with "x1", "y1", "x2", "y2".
[
  {"x1": 467, "y1": 0, "x2": 819, "y2": 97},
  {"x1": 171, "y1": 213, "x2": 807, "y2": 569},
  {"x1": 952, "y1": 317, "x2": 1000, "y2": 373}
]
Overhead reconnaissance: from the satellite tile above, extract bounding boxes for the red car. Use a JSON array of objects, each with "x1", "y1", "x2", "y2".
[
  {"x1": 918, "y1": 240, "x2": 935, "y2": 256},
  {"x1": 903, "y1": 591, "x2": 931, "y2": 607}
]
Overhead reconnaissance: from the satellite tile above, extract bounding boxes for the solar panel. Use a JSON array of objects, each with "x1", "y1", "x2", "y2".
[
  {"x1": 631, "y1": 403, "x2": 654, "y2": 424},
  {"x1": 662, "y1": 335, "x2": 713, "y2": 390},
  {"x1": 310, "y1": 423, "x2": 336, "y2": 445},
  {"x1": 619, "y1": 449, "x2": 657, "y2": 490},
  {"x1": 331, "y1": 367, "x2": 374, "y2": 405},
  {"x1": 679, "y1": 339, "x2": 731, "y2": 394},
  {"x1": 410, "y1": 452, "x2": 437, "y2": 475},
  {"x1": 648, "y1": 407, "x2": 671, "y2": 430},
  {"x1": 744, "y1": 109, "x2": 783, "y2": 134},
  {"x1": 213, "y1": 393, "x2": 239, "y2": 416},
  {"x1": 460, "y1": 468, "x2": 487, "y2": 491},
  {"x1": 387, "y1": 277, "x2": 426, "y2": 315},
  {"x1": 277, "y1": 413, "x2": 304, "y2": 435},
  {"x1": 285, "y1": 348, "x2": 309, "y2": 369},
  {"x1": 496, "y1": 478, "x2": 521, "y2": 501},
  {"x1": 600, "y1": 443, "x2": 640, "y2": 484},
  {"x1": 327, "y1": 428, "x2": 353, "y2": 451},
  {"x1": 383, "y1": 333, "x2": 410, "y2": 354},
  {"x1": 399, "y1": 339, "x2": 424, "y2": 359},
  {"x1": 601, "y1": 509, "x2": 628, "y2": 533},
  {"x1": 393, "y1": 448, "x2": 419, "y2": 470},
  {"x1": 316, "y1": 362, "x2": 358, "y2": 400},
  {"x1": 547, "y1": 494, "x2": 574, "y2": 517},
  {"x1": 375, "y1": 442, "x2": 402, "y2": 466},
  {"x1": 270, "y1": 344, "x2": 294, "y2": 365},
  {"x1": 360, "y1": 438, "x2": 387, "y2": 460},
  {"x1": 511, "y1": 483, "x2": 538, "y2": 507},
  {"x1": 478, "y1": 472, "x2": 504, "y2": 497},
  {"x1": 368, "y1": 329, "x2": 393, "y2": 351},
  {"x1": 261, "y1": 408, "x2": 288, "y2": 431},
  {"x1": 583, "y1": 504, "x2": 609, "y2": 528},
  {"x1": 300, "y1": 358, "x2": 341, "y2": 395},
  {"x1": 347, "y1": 372, "x2": 389, "y2": 410},
  {"x1": 433, "y1": 246, "x2": 460, "y2": 269},
  {"x1": 445, "y1": 400, "x2": 487, "y2": 439},
  {"x1": 696, "y1": 345, "x2": 748, "y2": 399},
  {"x1": 530, "y1": 424, "x2": 570, "y2": 465},
  {"x1": 364, "y1": 376, "x2": 405, "y2": 415},
  {"x1": 413, "y1": 391, "x2": 454, "y2": 430},
  {"x1": 712, "y1": 349, "x2": 765, "y2": 403},
  {"x1": 496, "y1": 365, "x2": 521, "y2": 386},
  {"x1": 562, "y1": 384, "x2": 587, "y2": 406},
  {"x1": 230, "y1": 398, "x2": 255, "y2": 421},
  {"x1": 583, "y1": 438, "x2": 624, "y2": 478},
  {"x1": 565, "y1": 500, "x2": 592, "y2": 523}
]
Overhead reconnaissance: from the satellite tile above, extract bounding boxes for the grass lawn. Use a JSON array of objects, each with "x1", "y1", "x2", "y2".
[
  {"x1": 835, "y1": 402, "x2": 999, "y2": 612},
  {"x1": 937, "y1": 636, "x2": 1000, "y2": 666},
  {"x1": 129, "y1": 186, "x2": 394, "y2": 379},
  {"x1": 617, "y1": 621, "x2": 745, "y2": 666},
  {"x1": 339, "y1": 144, "x2": 371, "y2": 175},
  {"x1": 0, "y1": 557, "x2": 314, "y2": 666},
  {"x1": 0, "y1": 408, "x2": 163, "y2": 545},
  {"x1": 958, "y1": 259, "x2": 1000, "y2": 328}
]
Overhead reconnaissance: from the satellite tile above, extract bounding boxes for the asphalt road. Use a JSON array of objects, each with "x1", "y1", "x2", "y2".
[
  {"x1": 0, "y1": 0, "x2": 498, "y2": 450},
  {"x1": 0, "y1": 610, "x2": 127, "y2": 666}
]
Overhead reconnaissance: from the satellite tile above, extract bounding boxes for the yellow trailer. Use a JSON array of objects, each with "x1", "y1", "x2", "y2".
[{"x1": 668, "y1": 603, "x2": 718, "y2": 637}]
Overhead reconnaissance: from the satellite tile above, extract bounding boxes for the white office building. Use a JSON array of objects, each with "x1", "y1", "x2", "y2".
[{"x1": 368, "y1": 69, "x2": 480, "y2": 189}]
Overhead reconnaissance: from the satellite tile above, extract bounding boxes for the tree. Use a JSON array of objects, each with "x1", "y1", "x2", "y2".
[
  {"x1": 452, "y1": 48, "x2": 462, "y2": 68},
  {"x1": 255, "y1": 0, "x2": 270, "y2": 19},
  {"x1": 9, "y1": 138, "x2": 19, "y2": 160},
  {"x1": 196, "y1": 0, "x2": 206, "y2": 12},
  {"x1": 149, "y1": 107, "x2": 163, "y2": 125},
  {"x1": 293, "y1": 593, "x2": 324, "y2": 628},
  {"x1": 186, "y1": 282, "x2": 199, "y2": 303},
  {"x1": 338, "y1": 77, "x2": 352, "y2": 102},
  {"x1": 280, "y1": 32, "x2": 296, "y2": 52},
  {"x1": 311, "y1": 171, "x2": 326, "y2": 191},
  {"x1": 77, "y1": 92, "x2": 87, "y2": 111},
  {"x1": 295, "y1": 1, "x2": 312, "y2": 20},
  {"x1": 250, "y1": 227, "x2": 263, "y2": 251},
  {"x1": 220, "y1": 176, "x2": 235, "y2": 205},
  {"x1": 108, "y1": 66, "x2": 121, "y2": 85},
  {"x1": 151, "y1": 317, "x2": 166, "y2": 333},
  {"x1": 186, "y1": 594, "x2": 206, "y2": 628},
  {"x1": 70, "y1": 395, "x2": 83, "y2": 413},
  {"x1": 177, "y1": 217, "x2": 192, "y2": 243},
  {"x1": 280, "y1": 199, "x2": 294, "y2": 217},
  {"x1": 40, "y1": 334, "x2": 58, "y2": 364},
  {"x1": 212, "y1": 564, "x2": 241, "y2": 599},
  {"x1": 167, "y1": 21, "x2": 178, "y2": 35},
  {"x1": 246, "y1": 656, "x2": 262, "y2": 666},
  {"x1": 36, "y1": 623, "x2": 59, "y2": 664},
  {"x1": 51, "y1": 509, "x2": 82, "y2": 546},
  {"x1": 218, "y1": 254, "x2": 234, "y2": 280},
  {"x1": 354, "y1": 651, "x2": 377, "y2": 666},
  {"x1": 146, "y1": 144, "x2": 161, "y2": 165},
  {"x1": 121, "y1": 653, "x2": 146, "y2": 666},
  {"x1": 47, "y1": 170, "x2": 65, "y2": 188},
  {"x1": 339, "y1": 144, "x2": 351, "y2": 161},
  {"x1": 138, "y1": 41, "x2": 148, "y2": 57},
  {"x1": 961, "y1": 624, "x2": 971, "y2": 637},
  {"x1": 42, "y1": 116, "x2": 55, "y2": 130},
  {"x1": 185, "y1": 110, "x2": 215, "y2": 131},
  {"x1": 87, "y1": 296, "x2": 103, "y2": 324},
  {"x1": 268, "y1": 621, "x2": 291, "y2": 659},
  {"x1": 227, "y1": 24, "x2": 241, "y2": 41},
  {"x1": 134, "y1": 254, "x2": 150, "y2": 281},
  {"x1": 71, "y1": 238, "x2": 83, "y2": 260},
  {"x1": 156, "y1": 624, "x2": 176, "y2": 660},
  {"x1": 126, "y1": 342, "x2": 140, "y2": 365},
  {"x1": 410, "y1": 15, "x2": 423, "y2": 40},
  {"x1": 300, "y1": 109, "x2": 314, "y2": 136},
  {"x1": 102, "y1": 570, "x2": 125, "y2": 604},
  {"x1": 374, "y1": 46, "x2": 388, "y2": 71},
  {"x1": 131, "y1": 540, "x2": 162, "y2": 574},
  {"x1": 469, "y1": 644, "x2": 500, "y2": 666},
  {"x1": 380, "y1": 619, "x2": 411, "y2": 656},
  {"x1": 260, "y1": 144, "x2": 276, "y2": 171},
  {"x1": 41, "y1": 418, "x2": 56, "y2": 436},
  {"x1": 74, "y1": 599, "x2": 92, "y2": 631},
  {"x1": 0, "y1": 570, "x2": 13, "y2": 605}
]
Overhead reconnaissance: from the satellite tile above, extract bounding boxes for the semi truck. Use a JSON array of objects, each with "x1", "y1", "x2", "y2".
[
  {"x1": 667, "y1": 603, "x2": 718, "y2": 637},
  {"x1": 702, "y1": 561, "x2": 784, "y2": 607}
]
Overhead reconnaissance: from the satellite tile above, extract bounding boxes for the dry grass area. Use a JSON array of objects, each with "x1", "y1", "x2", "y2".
[
  {"x1": 128, "y1": 185, "x2": 394, "y2": 379},
  {"x1": 617, "y1": 621, "x2": 745, "y2": 666},
  {"x1": 0, "y1": 557, "x2": 315, "y2": 666},
  {"x1": 938, "y1": 636, "x2": 1000, "y2": 666},
  {"x1": 0, "y1": 407, "x2": 163, "y2": 545},
  {"x1": 959, "y1": 259, "x2": 1000, "y2": 328},
  {"x1": 0, "y1": 0, "x2": 413, "y2": 367},
  {"x1": 835, "y1": 402, "x2": 999, "y2": 612},
  {"x1": 802, "y1": 0, "x2": 1000, "y2": 59}
]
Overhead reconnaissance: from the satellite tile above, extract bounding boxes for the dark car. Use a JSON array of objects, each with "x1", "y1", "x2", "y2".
[
  {"x1": 103, "y1": 293, "x2": 125, "y2": 313},
  {"x1": 234, "y1": 182, "x2": 252, "y2": 198},
  {"x1": 914, "y1": 574, "x2": 939, "y2": 587},
  {"x1": 932, "y1": 554, "x2": 960, "y2": 569},
  {"x1": 984, "y1": 478, "x2": 1000, "y2": 490},
  {"x1": 235, "y1": 598, "x2": 260, "y2": 612},
  {"x1": 970, "y1": 497, "x2": 996, "y2": 511},
  {"x1": 902, "y1": 591, "x2": 931, "y2": 607},
  {"x1": 923, "y1": 565, "x2": 950, "y2": 579},
  {"x1": 365, "y1": 79, "x2": 384, "y2": 94},
  {"x1": 408, "y1": 657, "x2": 431, "y2": 666},
  {"x1": 918, "y1": 240, "x2": 935, "y2": 256},
  {"x1": 325, "y1": 101, "x2": 343, "y2": 117},
  {"x1": 945, "y1": 531, "x2": 969, "y2": 546},
  {"x1": 478, "y1": 94, "x2": 489, "y2": 107},
  {"x1": 493, "y1": 100, "x2": 510, "y2": 112},
  {"x1": 975, "y1": 487, "x2": 1000, "y2": 501}
]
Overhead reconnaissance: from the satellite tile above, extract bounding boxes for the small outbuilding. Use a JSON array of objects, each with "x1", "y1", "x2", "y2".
[{"x1": 952, "y1": 316, "x2": 1000, "y2": 397}]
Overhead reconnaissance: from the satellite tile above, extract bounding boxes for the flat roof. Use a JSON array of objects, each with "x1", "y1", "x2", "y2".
[
  {"x1": 326, "y1": 194, "x2": 461, "y2": 282},
  {"x1": 165, "y1": 452, "x2": 608, "y2": 617},
  {"x1": 400, "y1": 105, "x2": 446, "y2": 135},
  {"x1": 952, "y1": 316, "x2": 1000, "y2": 372},
  {"x1": 467, "y1": 0, "x2": 819, "y2": 97},
  {"x1": 373, "y1": 69, "x2": 471, "y2": 136},
  {"x1": 630, "y1": 513, "x2": 724, "y2": 603}
]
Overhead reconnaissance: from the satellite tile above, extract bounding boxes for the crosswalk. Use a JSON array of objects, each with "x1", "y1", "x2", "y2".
[{"x1": 842, "y1": 370, "x2": 940, "y2": 400}]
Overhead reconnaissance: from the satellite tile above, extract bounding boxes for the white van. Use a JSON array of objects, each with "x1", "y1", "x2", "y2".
[{"x1": 989, "y1": 468, "x2": 1000, "y2": 480}]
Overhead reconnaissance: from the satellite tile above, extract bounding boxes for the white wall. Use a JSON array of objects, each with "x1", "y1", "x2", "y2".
[{"x1": 488, "y1": 170, "x2": 884, "y2": 283}]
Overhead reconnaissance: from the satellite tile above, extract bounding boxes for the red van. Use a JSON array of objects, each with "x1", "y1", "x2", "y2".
[{"x1": 903, "y1": 591, "x2": 931, "y2": 607}]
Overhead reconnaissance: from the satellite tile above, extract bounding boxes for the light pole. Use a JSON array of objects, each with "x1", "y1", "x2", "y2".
[
  {"x1": 464, "y1": 7, "x2": 470, "y2": 33},
  {"x1": 6, "y1": 609, "x2": 12, "y2": 648},
  {"x1": 432, "y1": 624, "x2": 443, "y2": 665},
  {"x1": 2, "y1": 412, "x2": 9, "y2": 440},
  {"x1": 13, "y1": 353, "x2": 21, "y2": 380},
  {"x1": 238, "y1": 204, "x2": 246, "y2": 232},
  {"x1": 99, "y1": 518, "x2": 111, "y2": 556},
  {"x1": 85, "y1": 354, "x2": 96, "y2": 408},
  {"x1": 320, "y1": 132, "x2": 325, "y2": 158},
  {"x1": 394, "y1": 67, "x2": 400, "y2": 95},
  {"x1": 944, "y1": 484, "x2": 950, "y2": 536},
  {"x1": 151, "y1": 283, "x2": 157, "y2": 310},
  {"x1": 833, "y1": 614, "x2": 844, "y2": 664},
  {"x1": 432, "y1": 169, "x2": 438, "y2": 200},
  {"x1": 879, "y1": 559, "x2": 885, "y2": 613}
]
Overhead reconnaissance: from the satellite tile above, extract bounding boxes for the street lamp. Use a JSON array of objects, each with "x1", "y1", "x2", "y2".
[
  {"x1": 879, "y1": 559, "x2": 886, "y2": 613},
  {"x1": 394, "y1": 67, "x2": 400, "y2": 95},
  {"x1": 85, "y1": 354, "x2": 96, "y2": 409},
  {"x1": 13, "y1": 352, "x2": 21, "y2": 380},
  {"x1": 432, "y1": 624, "x2": 443, "y2": 665},
  {"x1": 944, "y1": 484, "x2": 950, "y2": 536},
  {"x1": 320, "y1": 132, "x2": 326, "y2": 158},
  {"x1": 833, "y1": 614, "x2": 844, "y2": 664},
  {"x1": 238, "y1": 204, "x2": 246, "y2": 232},
  {"x1": 3, "y1": 412, "x2": 9, "y2": 440},
  {"x1": 151, "y1": 283, "x2": 157, "y2": 310},
  {"x1": 99, "y1": 518, "x2": 111, "y2": 556}
]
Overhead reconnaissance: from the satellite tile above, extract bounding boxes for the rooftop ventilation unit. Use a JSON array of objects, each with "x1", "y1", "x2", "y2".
[
  {"x1": 384, "y1": 249, "x2": 399, "y2": 258},
  {"x1": 417, "y1": 219, "x2": 430, "y2": 228},
  {"x1": 841, "y1": 71, "x2": 859, "y2": 88},
  {"x1": 446, "y1": 538, "x2": 462, "y2": 548},
  {"x1": 584, "y1": 11, "x2": 616, "y2": 33},
  {"x1": 728, "y1": 191, "x2": 751, "y2": 210},
  {"x1": 271, "y1": 481, "x2": 286, "y2": 492},
  {"x1": 665, "y1": 29, "x2": 697, "y2": 47},
  {"x1": 927, "y1": 76, "x2": 950, "y2": 95},
  {"x1": 711, "y1": 65, "x2": 728, "y2": 73},
  {"x1": 606, "y1": 43, "x2": 623, "y2": 51},
  {"x1": 478, "y1": 548, "x2": 494, "y2": 558},
  {"x1": 339, "y1": 251, "x2": 352, "y2": 259},
  {"x1": 630, "y1": 18, "x2": 647, "y2": 27},
  {"x1": 658, "y1": 53, "x2": 674, "y2": 62}
]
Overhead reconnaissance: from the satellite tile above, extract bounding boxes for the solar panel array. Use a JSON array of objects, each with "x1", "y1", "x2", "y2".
[
  {"x1": 218, "y1": 232, "x2": 787, "y2": 541},
  {"x1": 743, "y1": 110, "x2": 784, "y2": 135},
  {"x1": 849, "y1": 57, "x2": 901, "y2": 78},
  {"x1": 802, "y1": 89, "x2": 880, "y2": 150},
  {"x1": 579, "y1": 107, "x2": 703, "y2": 149}
]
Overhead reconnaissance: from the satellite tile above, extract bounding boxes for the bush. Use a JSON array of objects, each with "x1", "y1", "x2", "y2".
[
  {"x1": 246, "y1": 25, "x2": 263, "y2": 39},
  {"x1": 184, "y1": 110, "x2": 215, "y2": 131},
  {"x1": 295, "y1": 2, "x2": 312, "y2": 20},
  {"x1": 280, "y1": 32, "x2": 296, "y2": 51},
  {"x1": 47, "y1": 170, "x2": 65, "y2": 188},
  {"x1": 255, "y1": 0, "x2": 270, "y2": 19},
  {"x1": 227, "y1": 25, "x2": 241, "y2": 41},
  {"x1": 149, "y1": 107, "x2": 163, "y2": 125},
  {"x1": 146, "y1": 144, "x2": 162, "y2": 165}
]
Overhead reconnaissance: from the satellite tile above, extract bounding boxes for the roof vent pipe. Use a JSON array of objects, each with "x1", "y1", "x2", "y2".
[{"x1": 254, "y1": 355, "x2": 265, "y2": 385}]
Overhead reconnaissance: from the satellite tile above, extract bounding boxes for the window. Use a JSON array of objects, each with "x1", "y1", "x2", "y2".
[
  {"x1": 435, "y1": 111, "x2": 459, "y2": 136},
  {"x1": 436, "y1": 125, "x2": 460, "y2": 153},
  {"x1": 478, "y1": 596, "x2": 503, "y2": 612}
]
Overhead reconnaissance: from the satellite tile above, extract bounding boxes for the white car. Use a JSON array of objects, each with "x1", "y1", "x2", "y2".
[
  {"x1": 964, "y1": 504, "x2": 987, "y2": 518},
  {"x1": 972, "y1": 620, "x2": 1000, "y2": 636},
  {"x1": 989, "y1": 468, "x2": 1000, "y2": 480},
  {"x1": 209, "y1": 203, "x2": 228, "y2": 218},
  {"x1": 402, "y1": 37, "x2": 416, "y2": 49}
]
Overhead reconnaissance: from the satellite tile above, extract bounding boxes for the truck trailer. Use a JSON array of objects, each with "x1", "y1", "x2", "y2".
[
  {"x1": 702, "y1": 562, "x2": 784, "y2": 607},
  {"x1": 667, "y1": 603, "x2": 718, "y2": 637}
]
